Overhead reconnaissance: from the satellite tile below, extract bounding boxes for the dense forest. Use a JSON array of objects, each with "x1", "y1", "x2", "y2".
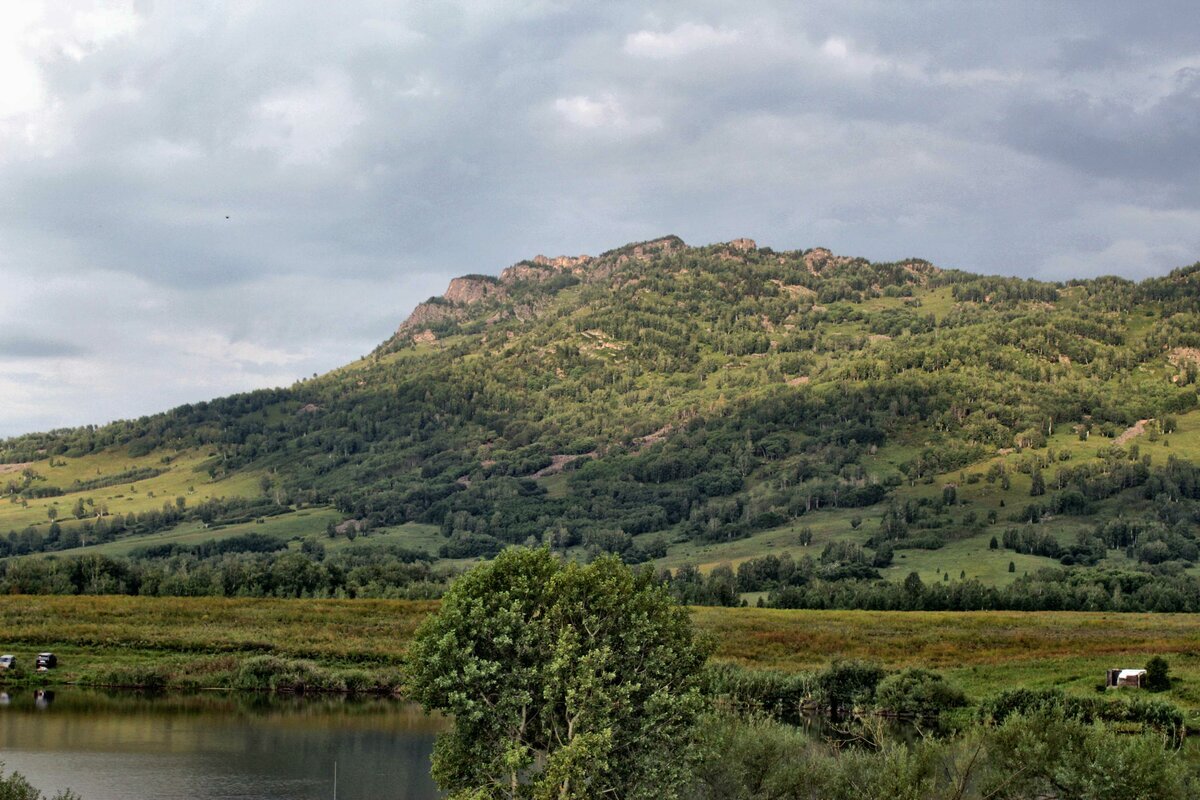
[{"x1": 3, "y1": 235, "x2": 1200, "y2": 602}]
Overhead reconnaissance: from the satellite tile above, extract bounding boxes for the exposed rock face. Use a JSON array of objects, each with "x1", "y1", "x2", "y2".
[
  {"x1": 1169, "y1": 347, "x2": 1200, "y2": 367},
  {"x1": 398, "y1": 300, "x2": 464, "y2": 333},
  {"x1": 500, "y1": 253, "x2": 593, "y2": 285},
  {"x1": 803, "y1": 247, "x2": 851, "y2": 274},
  {"x1": 630, "y1": 236, "x2": 685, "y2": 261},
  {"x1": 609, "y1": 236, "x2": 687, "y2": 271},
  {"x1": 499, "y1": 264, "x2": 549, "y2": 284},
  {"x1": 532, "y1": 254, "x2": 592, "y2": 270},
  {"x1": 445, "y1": 276, "x2": 500, "y2": 305},
  {"x1": 530, "y1": 452, "x2": 597, "y2": 478},
  {"x1": 728, "y1": 238, "x2": 756, "y2": 251},
  {"x1": 1114, "y1": 419, "x2": 1152, "y2": 446},
  {"x1": 397, "y1": 276, "x2": 501, "y2": 335}
]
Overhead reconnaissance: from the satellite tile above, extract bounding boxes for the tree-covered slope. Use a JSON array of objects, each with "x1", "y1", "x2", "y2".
[{"x1": 4, "y1": 235, "x2": 1200, "y2": 582}]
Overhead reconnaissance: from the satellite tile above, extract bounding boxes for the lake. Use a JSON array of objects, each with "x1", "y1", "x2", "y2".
[{"x1": 0, "y1": 689, "x2": 443, "y2": 800}]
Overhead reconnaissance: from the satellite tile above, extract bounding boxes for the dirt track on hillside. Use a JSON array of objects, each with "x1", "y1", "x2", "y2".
[{"x1": 1114, "y1": 419, "x2": 1151, "y2": 446}]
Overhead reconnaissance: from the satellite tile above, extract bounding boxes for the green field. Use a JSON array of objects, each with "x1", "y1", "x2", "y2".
[
  {"x1": 1, "y1": 596, "x2": 1197, "y2": 713},
  {"x1": 29, "y1": 509, "x2": 444, "y2": 561},
  {"x1": 694, "y1": 606, "x2": 1200, "y2": 709},
  {"x1": 1, "y1": 447, "x2": 263, "y2": 533}
]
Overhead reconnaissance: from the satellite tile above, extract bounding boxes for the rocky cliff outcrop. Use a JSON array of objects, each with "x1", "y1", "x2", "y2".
[
  {"x1": 395, "y1": 235, "x2": 902, "y2": 341},
  {"x1": 500, "y1": 253, "x2": 594, "y2": 285},
  {"x1": 396, "y1": 276, "x2": 502, "y2": 335},
  {"x1": 803, "y1": 247, "x2": 853, "y2": 274},
  {"x1": 445, "y1": 276, "x2": 501, "y2": 305},
  {"x1": 397, "y1": 299, "x2": 465, "y2": 333}
]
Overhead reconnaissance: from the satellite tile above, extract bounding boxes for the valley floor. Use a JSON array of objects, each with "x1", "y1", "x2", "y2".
[{"x1": 1, "y1": 595, "x2": 1197, "y2": 713}]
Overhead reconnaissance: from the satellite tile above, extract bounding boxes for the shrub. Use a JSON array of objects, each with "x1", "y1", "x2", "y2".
[
  {"x1": 1145, "y1": 656, "x2": 1171, "y2": 692},
  {"x1": 0, "y1": 765, "x2": 80, "y2": 800},
  {"x1": 814, "y1": 660, "x2": 886, "y2": 715},
  {"x1": 690, "y1": 713, "x2": 833, "y2": 798},
  {"x1": 703, "y1": 663, "x2": 813, "y2": 723},
  {"x1": 232, "y1": 655, "x2": 344, "y2": 693},
  {"x1": 982, "y1": 711, "x2": 1192, "y2": 799},
  {"x1": 94, "y1": 664, "x2": 168, "y2": 691},
  {"x1": 979, "y1": 687, "x2": 1186, "y2": 746},
  {"x1": 874, "y1": 668, "x2": 967, "y2": 717},
  {"x1": 690, "y1": 710, "x2": 1196, "y2": 800}
]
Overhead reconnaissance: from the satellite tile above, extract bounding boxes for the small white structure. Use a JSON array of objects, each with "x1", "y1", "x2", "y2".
[{"x1": 1106, "y1": 668, "x2": 1146, "y2": 689}]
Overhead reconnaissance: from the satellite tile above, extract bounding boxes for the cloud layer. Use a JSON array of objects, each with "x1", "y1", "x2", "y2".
[{"x1": 2, "y1": 1, "x2": 1199, "y2": 435}]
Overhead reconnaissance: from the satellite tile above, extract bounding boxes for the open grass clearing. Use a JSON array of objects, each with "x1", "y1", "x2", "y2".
[{"x1": 1, "y1": 447, "x2": 263, "y2": 533}]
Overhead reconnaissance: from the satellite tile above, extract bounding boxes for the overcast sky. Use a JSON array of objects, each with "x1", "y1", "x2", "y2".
[{"x1": 2, "y1": 1, "x2": 1199, "y2": 437}]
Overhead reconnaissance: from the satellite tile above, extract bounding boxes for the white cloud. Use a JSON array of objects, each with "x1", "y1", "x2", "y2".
[
  {"x1": 157, "y1": 331, "x2": 312, "y2": 371},
  {"x1": 0, "y1": 0, "x2": 145, "y2": 158},
  {"x1": 554, "y1": 94, "x2": 623, "y2": 128},
  {"x1": 0, "y1": 5, "x2": 46, "y2": 119},
  {"x1": 624, "y1": 22, "x2": 740, "y2": 59},
  {"x1": 239, "y1": 69, "x2": 365, "y2": 165},
  {"x1": 552, "y1": 93, "x2": 662, "y2": 136},
  {"x1": 56, "y1": 3, "x2": 143, "y2": 60},
  {"x1": 819, "y1": 35, "x2": 922, "y2": 80}
]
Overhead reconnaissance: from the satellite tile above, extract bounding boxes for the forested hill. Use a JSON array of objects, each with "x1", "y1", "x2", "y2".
[{"x1": 4, "y1": 235, "x2": 1200, "y2": 575}]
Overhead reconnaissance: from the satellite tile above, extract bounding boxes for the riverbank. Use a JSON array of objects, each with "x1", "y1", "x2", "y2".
[{"x1": 1, "y1": 596, "x2": 1198, "y2": 709}]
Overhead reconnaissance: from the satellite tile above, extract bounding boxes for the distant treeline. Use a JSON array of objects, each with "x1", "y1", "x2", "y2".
[
  {"x1": 667, "y1": 557, "x2": 1200, "y2": 613},
  {"x1": 0, "y1": 541, "x2": 445, "y2": 600}
]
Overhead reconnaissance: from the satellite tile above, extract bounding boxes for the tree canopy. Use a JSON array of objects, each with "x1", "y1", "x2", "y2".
[{"x1": 406, "y1": 547, "x2": 708, "y2": 799}]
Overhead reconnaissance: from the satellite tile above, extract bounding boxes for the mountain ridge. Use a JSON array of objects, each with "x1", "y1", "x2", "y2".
[
  {"x1": 3, "y1": 234, "x2": 1200, "y2": 589},
  {"x1": 391, "y1": 234, "x2": 941, "y2": 349}
]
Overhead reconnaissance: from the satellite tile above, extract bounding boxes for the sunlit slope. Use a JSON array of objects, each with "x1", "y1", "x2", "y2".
[
  {"x1": 3, "y1": 235, "x2": 1200, "y2": 581},
  {"x1": 658, "y1": 407, "x2": 1200, "y2": 582},
  {"x1": 0, "y1": 447, "x2": 262, "y2": 532}
]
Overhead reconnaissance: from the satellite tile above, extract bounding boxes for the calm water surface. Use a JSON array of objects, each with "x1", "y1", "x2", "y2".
[{"x1": 0, "y1": 689, "x2": 444, "y2": 800}]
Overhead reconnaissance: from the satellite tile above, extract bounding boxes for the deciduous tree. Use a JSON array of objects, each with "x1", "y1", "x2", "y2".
[{"x1": 407, "y1": 547, "x2": 708, "y2": 800}]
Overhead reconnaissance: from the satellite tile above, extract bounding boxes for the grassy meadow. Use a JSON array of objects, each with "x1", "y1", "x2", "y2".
[
  {"x1": 1, "y1": 595, "x2": 1197, "y2": 713},
  {"x1": 0, "y1": 446, "x2": 263, "y2": 533},
  {"x1": 694, "y1": 606, "x2": 1200, "y2": 709}
]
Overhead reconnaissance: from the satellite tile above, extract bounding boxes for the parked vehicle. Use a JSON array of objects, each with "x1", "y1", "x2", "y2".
[
  {"x1": 35, "y1": 653, "x2": 57, "y2": 671},
  {"x1": 0, "y1": 655, "x2": 15, "y2": 670}
]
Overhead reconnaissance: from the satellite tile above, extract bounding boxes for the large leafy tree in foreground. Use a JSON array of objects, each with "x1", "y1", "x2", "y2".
[{"x1": 407, "y1": 547, "x2": 708, "y2": 800}]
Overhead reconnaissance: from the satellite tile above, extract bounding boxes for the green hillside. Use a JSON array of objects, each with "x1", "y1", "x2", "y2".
[{"x1": 4, "y1": 235, "x2": 1200, "y2": 603}]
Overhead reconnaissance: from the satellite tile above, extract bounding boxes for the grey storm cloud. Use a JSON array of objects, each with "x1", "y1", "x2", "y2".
[
  {"x1": 1002, "y1": 68, "x2": 1200, "y2": 191},
  {"x1": 0, "y1": 334, "x2": 88, "y2": 360},
  {"x1": 1, "y1": 0, "x2": 1199, "y2": 436}
]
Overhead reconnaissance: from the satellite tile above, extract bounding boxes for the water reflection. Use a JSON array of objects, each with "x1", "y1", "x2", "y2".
[{"x1": 0, "y1": 689, "x2": 444, "y2": 800}]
